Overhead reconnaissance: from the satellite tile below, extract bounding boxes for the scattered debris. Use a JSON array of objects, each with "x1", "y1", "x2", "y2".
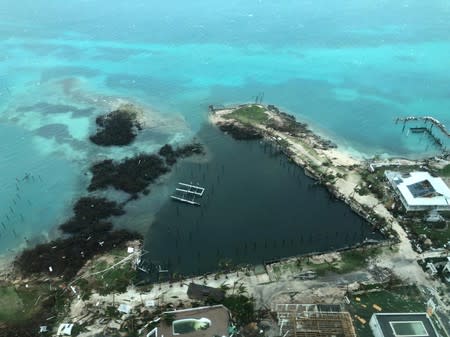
[
  {"x1": 372, "y1": 304, "x2": 382, "y2": 312},
  {"x1": 187, "y1": 283, "x2": 225, "y2": 302}
]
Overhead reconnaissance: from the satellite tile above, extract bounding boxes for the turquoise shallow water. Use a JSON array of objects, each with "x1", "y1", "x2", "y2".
[{"x1": 0, "y1": 0, "x2": 450, "y2": 254}]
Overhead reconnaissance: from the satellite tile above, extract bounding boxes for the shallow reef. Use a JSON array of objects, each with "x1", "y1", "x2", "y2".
[
  {"x1": 59, "y1": 197, "x2": 125, "y2": 234},
  {"x1": 88, "y1": 154, "x2": 169, "y2": 195},
  {"x1": 15, "y1": 197, "x2": 136, "y2": 281},
  {"x1": 89, "y1": 106, "x2": 142, "y2": 146},
  {"x1": 15, "y1": 230, "x2": 141, "y2": 280},
  {"x1": 89, "y1": 143, "x2": 204, "y2": 195},
  {"x1": 14, "y1": 196, "x2": 140, "y2": 281},
  {"x1": 14, "y1": 141, "x2": 204, "y2": 281},
  {"x1": 14, "y1": 138, "x2": 203, "y2": 293},
  {"x1": 159, "y1": 143, "x2": 204, "y2": 165}
]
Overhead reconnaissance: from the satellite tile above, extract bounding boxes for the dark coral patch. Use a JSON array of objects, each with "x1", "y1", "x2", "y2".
[
  {"x1": 15, "y1": 230, "x2": 141, "y2": 280},
  {"x1": 88, "y1": 154, "x2": 169, "y2": 194},
  {"x1": 218, "y1": 123, "x2": 263, "y2": 140},
  {"x1": 59, "y1": 197, "x2": 125, "y2": 234},
  {"x1": 89, "y1": 143, "x2": 204, "y2": 195},
  {"x1": 159, "y1": 143, "x2": 204, "y2": 165},
  {"x1": 90, "y1": 108, "x2": 142, "y2": 146}
]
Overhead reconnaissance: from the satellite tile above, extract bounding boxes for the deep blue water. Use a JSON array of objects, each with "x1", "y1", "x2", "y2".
[{"x1": 0, "y1": 0, "x2": 449, "y2": 254}]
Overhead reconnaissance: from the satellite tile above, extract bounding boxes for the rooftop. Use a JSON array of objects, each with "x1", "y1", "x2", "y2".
[
  {"x1": 273, "y1": 303, "x2": 357, "y2": 337},
  {"x1": 385, "y1": 171, "x2": 450, "y2": 208},
  {"x1": 372, "y1": 313, "x2": 438, "y2": 337}
]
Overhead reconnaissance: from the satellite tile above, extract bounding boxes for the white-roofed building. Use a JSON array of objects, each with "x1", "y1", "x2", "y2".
[
  {"x1": 57, "y1": 323, "x2": 74, "y2": 336},
  {"x1": 443, "y1": 257, "x2": 450, "y2": 283},
  {"x1": 385, "y1": 171, "x2": 450, "y2": 211},
  {"x1": 369, "y1": 313, "x2": 439, "y2": 337}
]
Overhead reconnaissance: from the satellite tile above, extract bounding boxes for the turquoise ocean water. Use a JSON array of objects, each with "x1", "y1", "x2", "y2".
[{"x1": 1, "y1": 0, "x2": 450, "y2": 255}]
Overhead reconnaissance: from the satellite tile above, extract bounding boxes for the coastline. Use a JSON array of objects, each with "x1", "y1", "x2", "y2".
[
  {"x1": 1, "y1": 103, "x2": 448, "y2": 336},
  {"x1": 207, "y1": 103, "x2": 450, "y2": 276},
  {"x1": 209, "y1": 104, "x2": 394, "y2": 237},
  {"x1": 0, "y1": 102, "x2": 441, "y2": 277}
]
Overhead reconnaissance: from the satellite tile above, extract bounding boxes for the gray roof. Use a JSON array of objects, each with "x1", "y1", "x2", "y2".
[{"x1": 373, "y1": 313, "x2": 438, "y2": 337}]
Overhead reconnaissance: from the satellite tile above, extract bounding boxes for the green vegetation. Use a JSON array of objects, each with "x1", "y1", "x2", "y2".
[
  {"x1": 0, "y1": 283, "x2": 71, "y2": 336},
  {"x1": 105, "y1": 305, "x2": 121, "y2": 319},
  {"x1": 223, "y1": 294, "x2": 255, "y2": 327},
  {"x1": 440, "y1": 164, "x2": 450, "y2": 177},
  {"x1": 269, "y1": 248, "x2": 382, "y2": 280},
  {"x1": 0, "y1": 286, "x2": 23, "y2": 322},
  {"x1": 347, "y1": 286, "x2": 426, "y2": 337},
  {"x1": 162, "y1": 312, "x2": 176, "y2": 325},
  {"x1": 206, "y1": 282, "x2": 255, "y2": 327},
  {"x1": 307, "y1": 248, "x2": 381, "y2": 275},
  {"x1": 408, "y1": 221, "x2": 450, "y2": 247},
  {"x1": 70, "y1": 323, "x2": 87, "y2": 336},
  {"x1": 0, "y1": 284, "x2": 52, "y2": 323},
  {"x1": 441, "y1": 211, "x2": 450, "y2": 220},
  {"x1": 338, "y1": 248, "x2": 381, "y2": 274},
  {"x1": 91, "y1": 260, "x2": 137, "y2": 295},
  {"x1": 277, "y1": 138, "x2": 290, "y2": 149},
  {"x1": 305, "y1": 262, "x2": 333, "y2": 276},
  {"x1": 74, "y1": 252, "x2": 138, "y2": 297},
  {"x1": 224, "y1": 105, "x2": 268, "y2": 125},
  {"x1": 359, "y1": 169, "x2": 389, "y2": 200}
]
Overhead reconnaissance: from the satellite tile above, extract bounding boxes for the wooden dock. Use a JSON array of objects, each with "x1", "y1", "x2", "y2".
[{"x1": 170, "y1": 182, "x2": 206, "y2": 206}]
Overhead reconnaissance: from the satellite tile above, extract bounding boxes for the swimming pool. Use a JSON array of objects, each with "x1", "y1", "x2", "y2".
[{"x1": 172, "y1": 318, "x2": 212, "y2": 335}]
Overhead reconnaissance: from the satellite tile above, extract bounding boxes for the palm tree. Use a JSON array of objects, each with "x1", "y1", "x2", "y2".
[
  {"x1": 219, "y1": 282, "x2": 230, "y2": 292},
  {"x1": 237, "y1": 283, "x2": 248, "y2": 296}
]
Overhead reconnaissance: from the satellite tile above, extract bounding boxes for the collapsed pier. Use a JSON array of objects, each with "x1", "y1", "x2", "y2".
[{"x1": 395, "y1": 116, "x2": 450, "y2": 137}]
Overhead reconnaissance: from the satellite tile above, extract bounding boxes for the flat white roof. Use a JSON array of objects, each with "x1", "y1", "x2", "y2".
[
  {"x1": 57, "y1": 323, "x2": 74, "y2": 336},
  {"x1": 386, "y1": 171, "x2": 450, "y2": 207},
  {"x1": 389, "y1": 321, "x2": 428, "y2": 337}
]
